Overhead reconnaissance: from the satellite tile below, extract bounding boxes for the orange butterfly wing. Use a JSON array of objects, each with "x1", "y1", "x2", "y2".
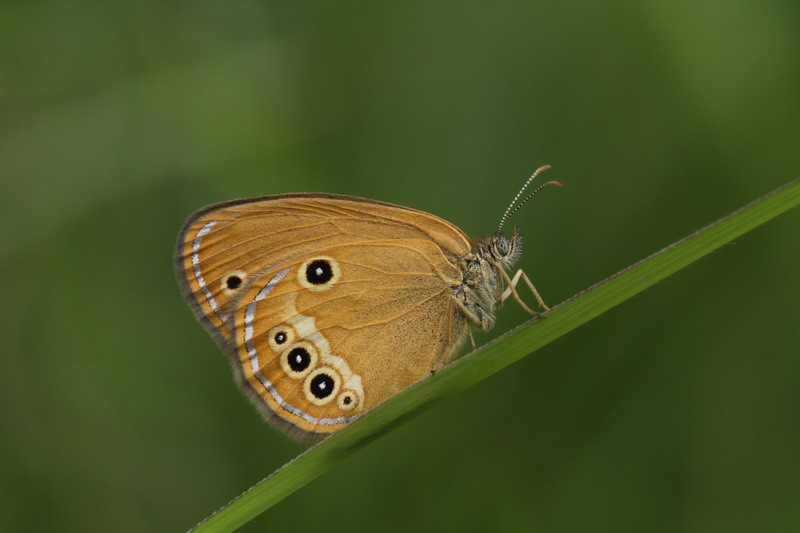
[{"x1": 175, "y1": 194, "x2": 474, "y2": 437}]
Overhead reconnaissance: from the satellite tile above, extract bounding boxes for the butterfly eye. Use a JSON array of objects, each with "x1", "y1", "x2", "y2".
[
  {"x1": 267, "y1": 325, "x2": 296, "y2": 352},
  {"x1": 337, "y1": 390, "x2": 360, "y2": 411},
  {"x1": 495, "y1": 237, "x2": 510, "y2": 256},
  {"x1": 303, "y1": 367, "x2": 341, "y2": 405},
  {"x1": 221, "y1": 269, "x2": 248, "y2": 296},
  {"x1": 298, "y1": 257, "x2": 341, "y2": 291},
  {"x1": 279, "y1": 341, "x2": 318, "y2": 379}
]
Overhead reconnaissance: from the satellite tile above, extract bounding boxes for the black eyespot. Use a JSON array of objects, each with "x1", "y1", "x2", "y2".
[
  {"x1": 298, "y1": 257, "x2": 340, "y2": 291},
  {"x1": 221, "y1": 270, "x2": 248, "y2": 294},
  {"x1": 305, "y1": 260, "x2": 333, "y2": 285},
  {"x1": 337, "y1": 390, "x2": 359, "y2": 411},
  {"x1": 269, "y1": 325, "x2": 297, "y2": 353},
  {"x1": 287, "y1": 347, "x2": 311, "y2": 373},
  {"x1": 309, "y1": 373, "x2": 335, "y2": 399}
]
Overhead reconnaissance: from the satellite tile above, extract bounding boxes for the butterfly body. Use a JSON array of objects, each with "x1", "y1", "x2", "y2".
[{"x1": 175, "y1": 187, "x2": 547, "y2": 439}]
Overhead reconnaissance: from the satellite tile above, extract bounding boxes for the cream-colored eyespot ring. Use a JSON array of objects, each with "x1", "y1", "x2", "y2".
[
  {"x1": 297, "y1": 256, "x2": 341, "y2": 292},
  {"x1": 221, "y1": 269, "x2": 248, "y2": 296},
  {"x1": 337, "y1": 389, "x2": 361, "y2": 411},
  {"x1": 303, "y1": 366, "x2": 341, "y2": 406},
  {"x1": 279, "y1": 341, "x2": 318, "y2": 379},
  {"x1": 268, "y1": 324, "x2": 297, "y2": 353}
]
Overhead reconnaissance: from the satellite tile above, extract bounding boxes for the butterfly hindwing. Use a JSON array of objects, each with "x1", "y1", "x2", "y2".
[{"x1": 228, "y1": 239, "x2": 473, "y2": 436}]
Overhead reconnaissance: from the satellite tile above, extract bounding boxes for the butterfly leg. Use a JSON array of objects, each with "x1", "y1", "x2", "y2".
[
  {"x1": 455, "y1": 300, "x2": 484, "y2": 327},
  {"x1": 498, "y1": 268, "x2": 549, "y2": 316},
  {"x1": 519, "y1": 270, "x2": 551, "y2": 311}
]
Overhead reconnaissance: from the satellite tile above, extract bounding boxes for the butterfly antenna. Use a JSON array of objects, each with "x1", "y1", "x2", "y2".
[{"x1": 498, "y1": 165, "x2": 562, "y2": 232}]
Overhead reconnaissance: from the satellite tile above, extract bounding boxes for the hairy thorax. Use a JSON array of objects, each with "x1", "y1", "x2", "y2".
[{"x1": 451, "y1": 230, "x2": 522, "y2": 331}]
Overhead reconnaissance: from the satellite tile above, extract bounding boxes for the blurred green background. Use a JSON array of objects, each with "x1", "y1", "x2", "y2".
[{"x1": 2, "y1": 1, "x2": 799, "y2": 531}]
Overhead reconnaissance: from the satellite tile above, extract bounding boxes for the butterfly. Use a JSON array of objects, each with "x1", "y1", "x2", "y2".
[{"x1": 174, "y1": 166, "x2": 561, "y2": 440}]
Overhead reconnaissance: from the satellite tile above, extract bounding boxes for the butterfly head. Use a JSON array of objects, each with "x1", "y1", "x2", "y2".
[{"x1": 487, "y1": 227, "x2": 522, "y2": 268}]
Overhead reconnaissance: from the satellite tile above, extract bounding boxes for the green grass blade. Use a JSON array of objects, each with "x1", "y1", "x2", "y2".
[{"x1": 190, "y1": 178, "x2": 800, "y2": 533}]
